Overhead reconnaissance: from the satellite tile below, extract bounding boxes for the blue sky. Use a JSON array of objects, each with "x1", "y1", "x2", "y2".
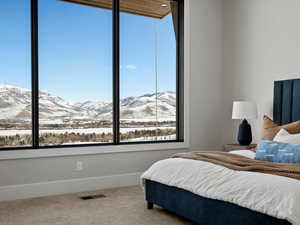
[{"x1": 0, "y1": 0, "x2": 176, "y2": 102}]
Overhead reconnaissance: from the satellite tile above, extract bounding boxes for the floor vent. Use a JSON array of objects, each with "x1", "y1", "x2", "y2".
[{"x1": 80, "y1": 194, "x2": 106, "y2": 200}]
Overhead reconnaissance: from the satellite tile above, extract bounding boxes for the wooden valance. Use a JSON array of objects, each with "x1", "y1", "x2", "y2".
[{"x1": 59, "y1": 0, "x2": 171, "y2": 19}]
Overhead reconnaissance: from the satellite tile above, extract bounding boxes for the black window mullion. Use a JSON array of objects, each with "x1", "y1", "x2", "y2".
[
  {"x1": 113, "y1": 0, "x2": 120, "y2": 144},
  {"x1": 31, "y1": 0, "x2": 39, "y2": 148},
  {"x1": 176, "y1": 0, "x2": 184, "y2": 142}
]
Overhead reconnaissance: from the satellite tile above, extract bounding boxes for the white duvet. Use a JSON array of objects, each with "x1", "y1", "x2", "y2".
[{"x1": 141, "y1": 150, "x2": 300, "y2": 225}]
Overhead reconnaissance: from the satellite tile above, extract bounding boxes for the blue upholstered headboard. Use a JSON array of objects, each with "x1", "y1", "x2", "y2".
[{"x1": 274, "y1": 79, "x2": 300, "y2": 125}]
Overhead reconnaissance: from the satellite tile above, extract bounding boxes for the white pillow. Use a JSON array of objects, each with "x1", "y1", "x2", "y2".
[{"x1": 273, "y1": 128, "x2": 300, "y2": 144}]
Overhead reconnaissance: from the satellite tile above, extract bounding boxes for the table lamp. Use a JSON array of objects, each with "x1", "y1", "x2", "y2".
[{"x1": 232, "y1": 101, "x2": 258, "y2": 145}]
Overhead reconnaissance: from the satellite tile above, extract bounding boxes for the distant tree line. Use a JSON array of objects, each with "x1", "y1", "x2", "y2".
[
  {"x1": 0, "y1": 134, "x2": 32, "y2": 147},
  {"x1": 120, "y1": 128, "x2": 175, "y2": 141},
  {"x1": 0, "y1": 120, "x2": 175, "y2": 130},
  {"x1": 0, "y1": 128, "x2": 176, "y2": 147}
]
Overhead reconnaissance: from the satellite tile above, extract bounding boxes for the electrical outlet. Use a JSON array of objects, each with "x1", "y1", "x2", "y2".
[{"x1": 76, "y1": 161, "x2": 83, "y2": 171}]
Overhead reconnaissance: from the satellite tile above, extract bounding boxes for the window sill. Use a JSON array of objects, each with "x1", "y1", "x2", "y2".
[{"x1": 0, "y1": 142, "x2": 189, "y2": 160}]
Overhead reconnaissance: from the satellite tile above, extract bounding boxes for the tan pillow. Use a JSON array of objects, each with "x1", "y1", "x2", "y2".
[{"x1": 262, "y1": 115, "x2": 300, "y2": 140}]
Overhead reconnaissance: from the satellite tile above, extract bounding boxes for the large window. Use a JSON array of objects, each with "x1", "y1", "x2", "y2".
[
  {"x1": 0, "y1": 0, "x2": 32, "y2": 148},
  {"x1": 120, "y1": 1, "x2": 178, "y2": 142},
  {"x1": 0, "y1": 0, "x2": 184, "y2": 150},
  {"x1": 38, "y1": 0, "x2": 113, "y2": 146}
]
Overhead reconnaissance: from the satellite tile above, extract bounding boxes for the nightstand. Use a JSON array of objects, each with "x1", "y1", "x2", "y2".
[{"x1": 223, "y1": 144, "x2": 257, "y2": 152}]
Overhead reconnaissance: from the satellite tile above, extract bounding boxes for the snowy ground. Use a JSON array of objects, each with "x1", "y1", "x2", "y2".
[
  {"x1": 0, "y1": 127, "x2": 176, "y2": 136},
  {"x1": 124, "y1": 134, "x2": 176, "y2": 142}
]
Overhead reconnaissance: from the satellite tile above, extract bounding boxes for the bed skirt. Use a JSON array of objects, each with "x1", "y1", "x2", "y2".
[{"x1": 145, "y1": 179, "x2": 292, "y2": 225}]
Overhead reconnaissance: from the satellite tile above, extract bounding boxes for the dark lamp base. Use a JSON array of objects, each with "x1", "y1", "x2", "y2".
[{"x1": 238, "y1": 119, "x2": 252, "y2": 146}]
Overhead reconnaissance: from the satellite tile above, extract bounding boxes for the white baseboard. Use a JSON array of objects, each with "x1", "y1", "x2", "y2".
[{"x1": 0, "y1": 172, "x2": 142, "y2": 202}]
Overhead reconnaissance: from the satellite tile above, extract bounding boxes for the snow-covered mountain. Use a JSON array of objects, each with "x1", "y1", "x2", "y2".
[
  {"x1": 0, "y1": 83, "x2": 176, "y2": 124},
  {"x1": 0, "y1": 83, "x2": 32, "y2": 120}
]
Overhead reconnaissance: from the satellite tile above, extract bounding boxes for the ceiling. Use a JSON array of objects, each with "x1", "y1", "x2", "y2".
[{"x1": 59, "y1": 0, "x2": 172, "y2": 19}]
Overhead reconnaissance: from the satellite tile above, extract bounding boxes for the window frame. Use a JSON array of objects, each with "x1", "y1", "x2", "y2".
[{"x1": 0, "y1": 0, "x2": 185, "y2": 152}]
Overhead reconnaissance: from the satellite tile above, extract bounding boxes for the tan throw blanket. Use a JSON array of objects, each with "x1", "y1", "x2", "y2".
[{"x1": 173, "y1": 152, "x2": 300, "y2": 180}]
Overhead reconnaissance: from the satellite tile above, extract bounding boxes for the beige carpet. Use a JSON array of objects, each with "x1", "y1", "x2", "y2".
[{"x1": 0, "y1": 186, "x2": 192, "y2": 225}]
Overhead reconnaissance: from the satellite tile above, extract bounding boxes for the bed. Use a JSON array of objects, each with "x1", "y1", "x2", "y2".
[
  {"x1": 142, "y1": 78, "x2": 300, "y2": 225},
  {"x1": 145, "y1": 180, "x2": 291, "y2": 225}
]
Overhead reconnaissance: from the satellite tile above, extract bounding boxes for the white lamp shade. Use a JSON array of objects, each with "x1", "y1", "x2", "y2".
[{"x1": 232, "y1": 101, "x2": 258, "y2": 119}]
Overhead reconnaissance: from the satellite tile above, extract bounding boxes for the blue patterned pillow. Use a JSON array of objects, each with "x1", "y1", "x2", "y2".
[{"x1": 255, "y1": 140, "x2": 300, "y2": 164}]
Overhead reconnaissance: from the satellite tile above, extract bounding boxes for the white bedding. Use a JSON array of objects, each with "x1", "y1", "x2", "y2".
[
  {"x1": 228, "y1": 150, "x2": 255, "y2": 159},
  {"x1": 141, "y1": 151, "x2": 300, "y2": 225}
]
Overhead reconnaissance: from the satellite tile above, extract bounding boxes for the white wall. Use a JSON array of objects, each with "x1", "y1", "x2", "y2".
[
  {"x1": 222, "y1": 0, "x2": 300, "y2": 143},
  {"x1": 190, "y1": 0, "x2": 224, "y2": 151},
  {"x1": 0, "y1": 149, "x2": 183, "y2": 201},
  {"x1": 0, "y1": 0, "x2": 225, "y2": 201}
]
